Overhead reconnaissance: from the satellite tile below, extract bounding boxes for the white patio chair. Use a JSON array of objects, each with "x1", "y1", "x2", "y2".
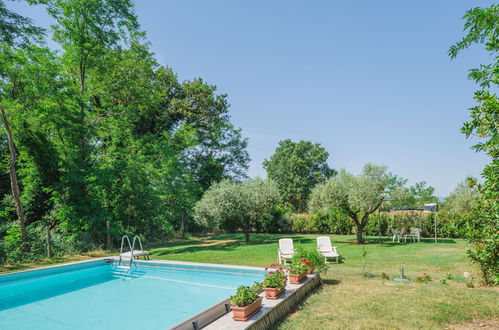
[
  {"x1": 278, "y1": 238, "x2": 295, "y2": 265},
  {"x1": 390, "y1": 228, "x2": 402, "y2": 242},
  {"x1": 316, "y1": 236, "x2": 340, "y2": 264},
  {"x1": 404, "y1": 228, "x2": 422, "y2": 242}
]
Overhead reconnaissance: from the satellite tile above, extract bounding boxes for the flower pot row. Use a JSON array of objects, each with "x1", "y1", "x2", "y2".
[
  {"x1": 231, "y1": 272, "x2": 308, "y2": 321},
  {"x1": 231, "y1": 262, "x2": 313, "y2": 322}
]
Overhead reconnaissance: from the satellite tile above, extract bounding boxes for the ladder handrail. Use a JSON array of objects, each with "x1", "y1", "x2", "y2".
[
  {"x1": 118, "y1": 235, "x2": 147, "y2": 267},
  {"x1": 132, "y1": 236, "x2": 145, "y2": 253},
  {"x1": 119, "y1": 235, "x2": 133, "y2": 266}
]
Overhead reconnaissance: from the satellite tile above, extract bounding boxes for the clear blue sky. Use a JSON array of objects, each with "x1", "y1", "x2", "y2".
[{"x1": 9, "y1": 0, "x2": 494, "y2": 196}]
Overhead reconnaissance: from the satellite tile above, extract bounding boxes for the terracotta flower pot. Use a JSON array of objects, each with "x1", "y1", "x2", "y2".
[
  {"x1": 306, "y1": 264, "x2": 315, "y2": 274},
  {"x1": 232, "y1": 297, "x2": 263, "y2": 321},
  {"x1": 289, "y1": 272, "x2": 307, "y2": 284},
  {"x1": 264, "y1": 286, "x2": 284, "y2": 300}
]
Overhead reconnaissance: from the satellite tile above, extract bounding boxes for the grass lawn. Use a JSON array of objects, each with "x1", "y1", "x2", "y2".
[{"x1": 148, "y1": 233, "x2": 498, "y2": 329}]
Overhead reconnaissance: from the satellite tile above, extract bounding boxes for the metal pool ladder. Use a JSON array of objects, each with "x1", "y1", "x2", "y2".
[{"x1": 118, "y1": 235, "x2": 150, "y2": 267}]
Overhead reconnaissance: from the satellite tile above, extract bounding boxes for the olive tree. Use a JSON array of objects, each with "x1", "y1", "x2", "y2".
[
  {"x1": 194, "y1": 178, "x2": 281, "y2": 242},
  {"x1": 309, "y1": 163, "x2": 388, "y2": 244}
]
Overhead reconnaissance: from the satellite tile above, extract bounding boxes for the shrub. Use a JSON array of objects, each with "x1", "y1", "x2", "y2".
[
  {"x1": 256, "y1": 204, "x2": 292, "y2": 233},
  {"x1": 290, "y1": 209, "x2": 351, "y2": 234}
]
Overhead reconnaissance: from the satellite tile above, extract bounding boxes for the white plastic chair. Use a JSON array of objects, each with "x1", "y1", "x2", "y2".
[
  {"x1": 404, "y1": 228, "x2": 421, "y2": 242},
  {"x1": 316, "y1": 236, "x2": 340, "y2": 264},
  {"x1": 278, "y1": 238, "x2": 295, "y2": 265},
  {"x1": 390, "y1": 228, "x2": 402, "y2": 242}
]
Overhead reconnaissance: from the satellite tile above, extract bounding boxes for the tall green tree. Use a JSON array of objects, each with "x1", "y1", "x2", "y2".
[
  {"x1": 450, "y1": 4, "x2": 499, "y2": 285},
  {"x1": 0, "y1": 1, "x2": 46, "y2": 248},
  {"x1": 263, "y1": 139, "x2": 335, "y2": 212},
  {"x1": 309, "y1": 163, "x2": 389, "y2": 244},
  {"x1": 26, "y1": 0, "x2": 139, "y2": 238}
]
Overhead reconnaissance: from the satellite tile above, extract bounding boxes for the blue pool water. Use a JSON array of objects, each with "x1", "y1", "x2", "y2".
[{"x1": 0, "y1": 260, "x2": 264, "y2": 329}]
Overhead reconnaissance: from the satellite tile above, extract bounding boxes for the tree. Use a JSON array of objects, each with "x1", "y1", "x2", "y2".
[
  {"x1": 263, "y1": 139, "x2": 335, "y2": 212},
  {"x1": 0, "y1": 0, "x2": 44, "y2": 45},
  {"x1": 309, "y1": 163, "x2": 388, "y2": 244},
  {"x1": 194, "y1": 178, "x2": 281, "y2": 242},
  {"x1": 24, "y1": 0, "x2": 139, "y2": 239},
  {"x1": 0, "y1": 1, "x2": 45, "y2": 248},
  {"x1": 450, "y1": 4, "x2": 499, "y2": 285},
  {"x1": 443, "y1": 179, "x2": 479, "y2": 215}
]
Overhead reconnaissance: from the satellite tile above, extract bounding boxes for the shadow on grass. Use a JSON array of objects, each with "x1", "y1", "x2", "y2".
[
  {"x1": 322, "y1": 278, "x2": 341, "y2": 286},
  {"x1": 151, "y1": 235, "x2": 313, "y2": 256},
  {"x1": 150, "y1": 234, "x2": 317, "y2": 257}
]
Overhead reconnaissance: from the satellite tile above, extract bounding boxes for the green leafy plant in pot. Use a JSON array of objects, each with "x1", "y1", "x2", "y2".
[
  {"x1": 230, "y1": 286, "x2": 262, "y2": 321},
  {"x1": 262, "y1": 264, "x2": 287, "y2": 300},
  {"x1": 287, "y1": 258, "x2": 308, "y2": 284}
]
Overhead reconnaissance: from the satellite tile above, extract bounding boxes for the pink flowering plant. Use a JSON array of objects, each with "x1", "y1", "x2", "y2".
[
  {"x1": 262, "y1": 264, "x2": 287, "y2": 289},
  {"x1": 416, "y1": 272, "x2": 432, "y2": 283},
  {"x1": 288, "y1": 258, "x2": 309, "y2": 275}
]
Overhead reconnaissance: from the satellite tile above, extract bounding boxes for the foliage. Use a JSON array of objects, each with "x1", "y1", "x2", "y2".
[
  {"x1": 194, "y1": 178, "x2": 281, "y2": 241},
  {"x1": 255, "y1": 203, "x2": 292, "y2": 234},
  {"x1": 263, "y1": 139, "x2": 335, "y2": 212},
  {"x1": 0, "y1": 1, "x2": 250, "y2": 263},
  {"x1": 262, "y1": 263, "x2": 287, "y2": 288},
  {"x1": 293, "y1": 247, "x2": 328, "y2": 273},
  {"x1": 290, "y1": 209, "x2": 351, "y2": 234},
  {"x1": 0, "y1": 0, "x2": 44, "y2": 46},
  {"x1": 450, "y1": 4, "x2": 499, "y2": 285},
  {"x1": 309, "y1": 163, "x2": 389, "y2": 244},
  {"x1": 443, "y1": 179, "x2": 479, "y2": 214},
  {"x1": 230, "y1": 285, "x2": 260, "y2": 307}
]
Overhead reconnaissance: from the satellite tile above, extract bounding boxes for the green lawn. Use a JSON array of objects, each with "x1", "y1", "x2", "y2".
[{"x1": 149, "y1": 233, "x2": 498, "y2": 329}]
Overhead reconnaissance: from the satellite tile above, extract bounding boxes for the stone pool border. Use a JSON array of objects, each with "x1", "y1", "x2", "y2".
[{"x1": 0, "y1": 257, "x2": 112, "y2": 279}]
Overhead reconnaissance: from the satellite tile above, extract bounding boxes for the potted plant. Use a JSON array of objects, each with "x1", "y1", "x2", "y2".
[
  {"x1": 262, "y1": 264, "x2": 287, "y2": 300},
  {"x1": 230, "y1": 286, "x2": 263, "y2": 321},
  {"x1": 287, "y1": 258, "x2": 308, "y2": 284},
  {"x1": 293, "y1": 248, "x2": 328, "y2": 274}
]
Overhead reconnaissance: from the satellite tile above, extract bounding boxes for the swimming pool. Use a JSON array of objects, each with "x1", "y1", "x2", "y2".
[{"x1": 0, "y1": 259, "x2": 264, "y2": 329}]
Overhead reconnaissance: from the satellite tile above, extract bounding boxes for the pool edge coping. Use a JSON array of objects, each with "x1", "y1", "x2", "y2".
[
  {"x1": 0, "y1": 256, "x2": 112, "y2": 278},
  {"x1": 1, "y1": 257, "x2": 265, "y2": 279},
  {"x1": 128, "y1": 258, "x2": 264, "y2": 272}
]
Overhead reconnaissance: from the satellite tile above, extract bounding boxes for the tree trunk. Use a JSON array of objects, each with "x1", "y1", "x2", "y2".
[
  {"x1": 0, "y1": 107, "x2": 27, "y2": 248},
  {"x1": 46, "y1": 226, "x2": 52, "y2": 258},
  {"x1": 356, "y1": 225, "x2": 365, "y2": 244},
  {"x1": 244, "y1": 228, "x2": 250, "y2": 242}
]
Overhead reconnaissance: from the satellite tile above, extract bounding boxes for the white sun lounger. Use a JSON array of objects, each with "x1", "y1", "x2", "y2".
[{"x1": 316, "y1": 236, "x2": 340, "y2": 264}]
